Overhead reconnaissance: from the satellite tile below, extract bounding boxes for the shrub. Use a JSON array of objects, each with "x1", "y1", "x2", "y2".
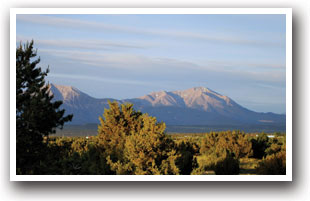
[
  {"x1": 175, "y1": 140, "x2": 199, "y2": 174},
  {"x1": 42, "y1": 137, "x2": 112, "y2": 175},
  {"x1": 194, "y1": 148, "x2": 239, "y2": 175},
  {"x1": 214, "y1": 150, "x2": 240, "y2": 175},
  {"x1": 251, "y1": 133, "x2": 270, "y2": 159},
  {"x1": 256, "y1": 150, "x2": 286, "y2": 175},
  {"x1": 98, "y1": 101, "x2": 186, "y2": 175},
  {"x1": 200, "y1": 130, "x2": 252, "y2": 158},
  {"x1": 265, "y1": 143, "x2": 282, "y2": 156}
]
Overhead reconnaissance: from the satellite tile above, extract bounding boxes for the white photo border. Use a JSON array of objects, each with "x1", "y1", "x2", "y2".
[{"x1": 10, "y1": 8, "x2": 292, "y2": 181}]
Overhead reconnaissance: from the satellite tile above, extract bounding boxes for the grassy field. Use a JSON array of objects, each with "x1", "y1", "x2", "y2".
[
  {"x1": 239, "y1": 158, "x2": 261, "y2": 175},
  {"x1": 197, "y1": 158, "x2": 261, "y2": 175},
  {"x1": 198, "y1": 158, "x2": 262, "y2": 175}
]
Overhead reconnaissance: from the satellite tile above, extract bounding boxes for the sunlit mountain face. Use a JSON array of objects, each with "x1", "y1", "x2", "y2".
[{"x1": 49, "y1": 84, "x2": 285, "y2": 126}]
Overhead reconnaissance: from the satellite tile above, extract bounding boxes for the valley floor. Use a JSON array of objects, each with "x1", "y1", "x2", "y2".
[
  {"x1": 55, "y1": 124, "x2": 285, "y2": 137},
  {"x1": 201, "y1": 158, "x2": 261, "y2": 175},
  {"x1": 43, "y1": 130, "x2": 284, "y2": 175}
]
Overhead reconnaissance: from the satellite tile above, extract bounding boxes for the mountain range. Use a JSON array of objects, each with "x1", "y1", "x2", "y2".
[{"x1": 48, "y1": 84, "x2": 286, "y2": 126}]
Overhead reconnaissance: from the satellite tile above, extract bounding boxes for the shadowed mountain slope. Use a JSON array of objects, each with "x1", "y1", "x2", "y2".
[{"x1": 49, "y1": 84, "x2": 285, "y2": 126}]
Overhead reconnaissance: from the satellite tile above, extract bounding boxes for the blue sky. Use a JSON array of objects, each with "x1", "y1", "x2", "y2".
[{"x1": 16, "y1": 14, "x2": 286, "y2": 114}]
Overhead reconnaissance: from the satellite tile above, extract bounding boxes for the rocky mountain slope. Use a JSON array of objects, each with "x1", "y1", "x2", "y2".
[{"x1": 48, "y1": 84, "x2": 286, "y2": 126}]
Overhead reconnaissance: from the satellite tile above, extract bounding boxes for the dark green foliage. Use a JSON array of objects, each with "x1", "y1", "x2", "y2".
[
  {"x1": 214, "y1": 150, "x2": 240, "y2": 175},
  {"x1": 175, "y1": 140, "x2": 199, "y2": 175},
  {"x1": 194, "y1": 131, "x2": 247, "y2": 175},
  {"x1": 40, "y1": 137, "x2": 112, "y2": 175},
  {"x1": 251, "y1": 133, "x2": 271, "y2": 159},
  {"x1": 16, "y1": 41, "x2": 72, "y2": 174},
  {"x1": 59, "y1": 145, "x2": 111, "y2": 175},
  {"x1": 193, "y1": 147, "x2": 240, "y2": 175},
  {"x1": 256, "y1": 150, "x2": 286, "y2": 175},
  {"x1": 255, "y1": 137, "x2": 286, "y2": 175},
  {"x1": 265, "y1": 136, "x2": 285, "y2": 156}
]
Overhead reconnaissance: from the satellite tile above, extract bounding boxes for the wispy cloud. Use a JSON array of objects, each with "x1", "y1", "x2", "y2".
[
  {"x1": 202, "y1": 60, "x2": 285, "y2": 70},
  {"x1": 39, "y1": 48, "x2": 285, "y2": 84},
  {"x1": 16, "y1": 14, "x2": 284, "y2": 48},
  {"x1": 48, "y1": 73, "x2": 166, "y2": 88},
  {"x1": 39, "y1": 48, "x2": 284, "y2": 71},
  {"x1": 16, "y1": 35, "x2": 148, "y2": 51},
  {"x1": 254, "y1": 83, "x2": 285, "y2": 90},
  {"x1": 39, "y1": 48, "x2": 200, "y2": 71},
  {"x1": 150, "y1": 29, "x2": 284, "y2": 47}
]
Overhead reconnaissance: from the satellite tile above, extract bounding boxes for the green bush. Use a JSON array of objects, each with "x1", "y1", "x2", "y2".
[
  {"x1": 214, "y1": 150, "x2": 240, "y2": 175},
  {"x1": 194, "y1": 148, "x2": 239, "y2": 175},
  {"x1": 251, "y1": 133, "x2": 270, "y2": 159},
  {"x1": 41, "y1": 137, "x2": 112, "y2": 175},
  {"x1": 200, "y1": 130, "x2": 252, "y2": 159},
  {"x1": 256, "y1": 150, "x2": 286, "y2": 175},
  {"x1": 175, "y1": 140, "x2": 199, "y2": 174},
  {"x1": 265, "y1": 143, "x2": 282, "y2": 156},
  {"x1": 98, "y1": 101, "x2": 193, "y2": 175}
]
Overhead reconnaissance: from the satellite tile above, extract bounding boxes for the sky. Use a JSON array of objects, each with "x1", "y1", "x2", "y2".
[{"x1": 16, "y1": 14, "x2": 286, "y2": 114}]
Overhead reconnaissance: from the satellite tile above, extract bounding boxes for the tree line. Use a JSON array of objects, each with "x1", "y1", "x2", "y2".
[{"x1": 16, "y1": 41, "x2": 286, "y2": 175}]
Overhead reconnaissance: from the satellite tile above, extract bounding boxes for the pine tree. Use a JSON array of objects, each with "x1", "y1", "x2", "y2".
[
  {"x1": 16, "y1": 40, "x2": 73, "y2": 174},
  {"x1": 98, "y1": 101, "x2": 142, "y2": 163}
]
